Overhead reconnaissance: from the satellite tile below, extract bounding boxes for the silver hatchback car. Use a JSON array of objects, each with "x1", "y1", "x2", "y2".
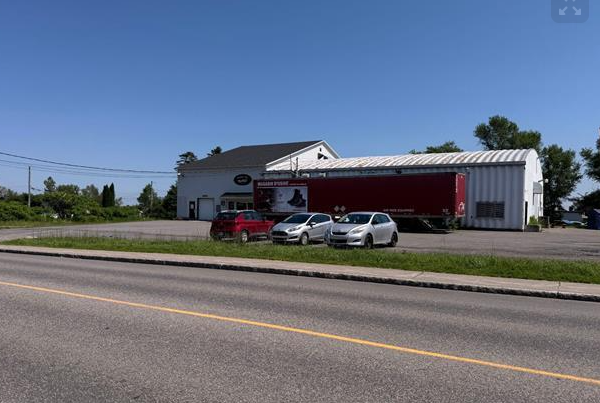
[
  {"x1": 326, "y1": 212, "x2": 398, "y2": 248},
  {"x1": 271, "y1": 213, "x2": 333, "y2": 245}
]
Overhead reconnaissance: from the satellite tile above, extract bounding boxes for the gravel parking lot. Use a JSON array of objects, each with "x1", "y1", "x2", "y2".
[
  {"x1": 2, "y1": 220, "x2": 599, "y2": 261},
  {"x1": 0, "y1": 220, "x2": 212, "y2": 242},
  {"x1": 394, "y1": 228, "x2": 600, "y2": 261}
]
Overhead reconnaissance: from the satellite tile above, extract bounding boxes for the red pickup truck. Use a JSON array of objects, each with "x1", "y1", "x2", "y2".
[{"x1": 209, "y1": 210, "x2": 274, "y2": 243}]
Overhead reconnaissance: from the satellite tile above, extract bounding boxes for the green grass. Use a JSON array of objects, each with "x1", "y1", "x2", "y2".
[
  {"x1": 0, "y1": 218, "x2": 156, "y2": 230},
  {"x1": 5, "y1": 236, "x2": 600, "y2": 285}
]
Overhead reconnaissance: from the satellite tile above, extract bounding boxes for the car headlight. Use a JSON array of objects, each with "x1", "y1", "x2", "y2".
[
  {"x1": 350, "y1": 226, "x2": 366, "y2": 235},
  {"x1": 287, "y1": 226, "x2": 302, "y2": 232}
]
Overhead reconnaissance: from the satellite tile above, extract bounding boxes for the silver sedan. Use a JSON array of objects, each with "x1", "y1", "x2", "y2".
[
  {"x1": 326, "y1": 212, "x2": 398, "y2": 248},
  {"x1": 271, "y1": 213, "x2": 333, "y2": 245}
]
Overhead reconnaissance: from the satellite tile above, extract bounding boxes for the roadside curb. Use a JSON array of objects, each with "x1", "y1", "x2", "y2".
[{"x1": 1, "y1": 247, "x2": 599, "y2": 303}]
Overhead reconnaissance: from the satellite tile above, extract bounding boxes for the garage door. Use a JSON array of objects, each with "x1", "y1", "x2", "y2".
[{"x1": 198, "y1": 198, "x2": 214, "y2": 220}]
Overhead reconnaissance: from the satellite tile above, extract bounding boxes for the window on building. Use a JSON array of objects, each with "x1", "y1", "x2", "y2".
[{"x1": 476, "y1": 202, "x2": 505, "y2": 219}]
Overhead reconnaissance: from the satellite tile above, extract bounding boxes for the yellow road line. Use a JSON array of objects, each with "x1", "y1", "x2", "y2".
[{"x1": 1, "y1": 279, "x2": 599, "y2": 387}]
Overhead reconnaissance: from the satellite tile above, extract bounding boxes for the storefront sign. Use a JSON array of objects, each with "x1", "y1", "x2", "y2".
[{"x1": 233, "y1": 174, "x2": 252, "y2": 186}]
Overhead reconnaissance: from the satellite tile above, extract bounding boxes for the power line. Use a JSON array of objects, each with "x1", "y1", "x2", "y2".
[
  {"x1": 0, "y1": 158, "x2": 176, "y2": 179},
  {"x1": 0, "y1": 150, "x2": 175, "y2": 175}
]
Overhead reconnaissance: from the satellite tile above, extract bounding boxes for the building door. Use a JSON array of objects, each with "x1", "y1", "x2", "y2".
[
  {"x1": 188, "y1": 201, "x2": 196, "y2": 220},
  {"x1": 198, "y1": 198, "x2": 214, "y2": 220},
  {"x1": 524, "y1": 201, "x2": 528, "y2": 228}
]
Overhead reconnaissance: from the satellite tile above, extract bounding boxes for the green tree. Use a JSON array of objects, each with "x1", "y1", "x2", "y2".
[
  {"x1": 81, "y1": 184, "x2": 101, "y2": 202},
  {"x1": 137, "y1": 183, "x2": 159, "y2": 214},
  {"x1": 109, "y1": 183, "x2": 116, "y2": 207},
  {"x1": 572, "y1": 190, "x2": 600, "y2": 212},
  {"x1": 0, "y1": 185, "x2": 18, "y2": 200},
  {"x1": 474, "y1": 116, "x2": 542, "y2": 153},
  {"x1": 541, "y1": 145, "x2": 582, "y2": 219},
  {"x1": 42, "y1": 191, "x2": 78, "y2": 219},
  {"x1": 176, "y1": 151, "x2": 198, "y2": 168},
  {"x1": 43, "y1": 176, "x2": 57, "y2": 193},
  {"x1": 100, "y1": 183, "x2": 116, "y2": 207},
  {"x1": 580, "y1": 135, "x2": 600, "y2": 183},
  {"x1": 101, "y1": 185, "x2": 110, "y2": 207},
  {"x1": 207, "y1": 146, "x2": 222, "y2": 156},
  {"x1": 161, "y1": 184, "x2": 177, "y2": 219},
  {"x1": 56, "y1": 184, "x2": 80, "y2": 195},
  {"x1": 410, "y1": 141, "x2": 464, "y2": 154}
]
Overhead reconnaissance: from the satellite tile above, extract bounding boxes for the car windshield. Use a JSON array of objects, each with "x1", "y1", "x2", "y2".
[
  {"x1": 337, "y1": 214, "x2": 372, "y2": 225},
  {"x1": 282, "y1": 214, "x2": 311, "y2": 224},
  {"x1": 214, "y1": 212, "x2": 238, "y2": 220}
]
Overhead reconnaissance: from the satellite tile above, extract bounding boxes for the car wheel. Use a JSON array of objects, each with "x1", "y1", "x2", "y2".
[
  {"x1": 364, "y1": 234, "x2": 374, "y2": 249},
  {"x1": 388, "y1": 232, "x2": 398, "y2": 247},
  {"x1": 239, "y1": 230, "x2": 249, "y2": 243},
  {"x1": 299, "y1": 232, "x2": 309, "y2": 246}
]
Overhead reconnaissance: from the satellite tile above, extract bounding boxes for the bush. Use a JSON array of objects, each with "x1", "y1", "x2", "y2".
[
  {"x1": 100, "y1": 206, "x2": 140, "y2": 220},
  {"x1": 0, "y1": 201, "x2": 33, "y2": 221}
]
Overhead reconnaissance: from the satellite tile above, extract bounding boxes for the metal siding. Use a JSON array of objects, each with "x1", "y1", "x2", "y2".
[
  {"x1": 263, "y1": 150, "x2": 538, "y2": 230},
  {"x1": 267, "y1": 149, "x2": 534, "y2": 172}
]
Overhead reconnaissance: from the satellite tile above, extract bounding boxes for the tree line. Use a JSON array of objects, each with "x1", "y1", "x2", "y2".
[
  {"x1": 0, "y1": 145, "x2": 223, "y2": 223},
  {"x1": 0, "y1": 178, "x2": 178, "y2": 222}
]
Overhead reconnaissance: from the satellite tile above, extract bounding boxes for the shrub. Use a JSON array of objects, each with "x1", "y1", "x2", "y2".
[{"x1": 0, "y1": 201, "x2": 34, "y2": 221}]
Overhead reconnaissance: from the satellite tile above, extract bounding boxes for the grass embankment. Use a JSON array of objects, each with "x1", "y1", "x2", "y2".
[
  {"x1": 5, "y1": 237, "x2": 600, "y2": 285},
  {"x1": 0, "y1": 218, "x2": 155, "y2": 230}
]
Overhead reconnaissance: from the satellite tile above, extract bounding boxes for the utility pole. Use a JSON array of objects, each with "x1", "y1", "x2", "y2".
[
  {"x1": 27, "y1": 166, "x2": 31, "y2": 208},
  {"x1": 150, "y1": 181, "x2": 154, "y2": 210}
]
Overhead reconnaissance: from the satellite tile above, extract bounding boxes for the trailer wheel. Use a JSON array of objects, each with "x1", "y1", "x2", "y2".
[
  {"x1": 299, "y1": 232, "x2": 309, "y2": 246},
  {"x1": 364, "y1": 234, "x2": 374, "y2": 249},
  {"x1": 238, "y1": 230, "x2": 249, "y2": 243},
  {"x1": 388, "y1": 232, "x2": 398, "y2": 247}
]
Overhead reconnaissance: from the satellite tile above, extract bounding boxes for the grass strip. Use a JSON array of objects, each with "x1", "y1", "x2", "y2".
[
  {"x1": 5, "y1": 237, "x2": 600, "y2": 285},
  {"x1": 0, "y1": 218, "x2": 155, "y2": 230}
]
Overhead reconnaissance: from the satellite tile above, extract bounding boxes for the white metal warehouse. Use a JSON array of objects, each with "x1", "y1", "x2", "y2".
[
  {"x1": 264, "y1": 149, "x2": 543, "y2": 231},
  {"x1": 177, "y1": 142, "x2": 543, "y2": 231}
]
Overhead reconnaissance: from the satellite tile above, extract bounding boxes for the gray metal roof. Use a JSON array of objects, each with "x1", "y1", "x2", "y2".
[
  {"x1": 267, "y1": 149, "x2": 536, "y2": 172},
  {"x1": 179, "y1": 141, "x2": 322, "y2": 171}
]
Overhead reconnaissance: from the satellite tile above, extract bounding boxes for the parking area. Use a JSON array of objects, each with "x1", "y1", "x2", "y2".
[
  {"x1": 2, "y1": 220, "x2": 599, "y2": 261},
  {"x1": 393, "y1": 228, "x2": 600, "y2": 261},
  {"x1": 0, "y1": 220, "x2": 212, "y2": 242}
]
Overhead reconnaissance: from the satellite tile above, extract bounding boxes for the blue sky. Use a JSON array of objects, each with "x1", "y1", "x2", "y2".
[{"x1": 0, "y1": 0, "x2": 598, "y2": 203}]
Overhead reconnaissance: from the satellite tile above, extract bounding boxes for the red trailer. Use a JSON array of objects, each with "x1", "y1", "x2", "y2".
[{"x1": 254, "y1": 172, "x2": 466, "y2": 219}]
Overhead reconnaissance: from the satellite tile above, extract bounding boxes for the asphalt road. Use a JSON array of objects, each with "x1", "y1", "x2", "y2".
[{"x1": 0, "y1": 253, "x2": 599, "y2": 402}]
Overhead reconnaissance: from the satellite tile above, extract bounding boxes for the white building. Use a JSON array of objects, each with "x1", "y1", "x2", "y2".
[
  {"x1": 265, "y1": 149, "x2": 544, "y2": 230},
  {"x1": 177, "y1": 140, "x2": 339, "y2": 220},
  {"x1": 178, "y1": 142, "x2": 543, "y2": 230}
]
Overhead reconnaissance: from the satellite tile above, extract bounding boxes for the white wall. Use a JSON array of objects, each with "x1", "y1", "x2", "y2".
[
  {"x1": 177, "y1": 167, "x2": 265, "y2": 219},
  {"x1": 177, "y1": 141, "x2": 340, "y2": 219},
  {"x1": 523, "y1": 151, "x2": 544, "y2": 222},
  {"x1": 266, "y1": 142, "x2": 338, "y2": 171},
  {"x1": 264, "y1": 161, "x2": 538, "y2": 230}
]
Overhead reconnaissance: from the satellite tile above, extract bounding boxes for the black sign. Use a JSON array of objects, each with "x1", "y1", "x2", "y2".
[{"x1": 234, "y1": 174, "x2": 252, "y2": 186}]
